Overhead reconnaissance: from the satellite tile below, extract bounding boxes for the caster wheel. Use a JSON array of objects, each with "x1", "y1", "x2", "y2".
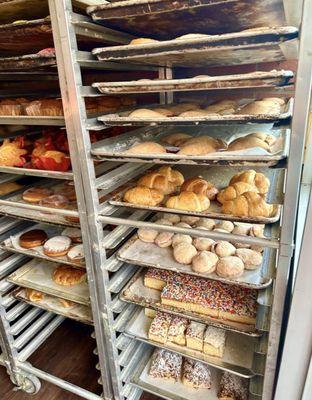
[{"x1": 10, "y1": 372, "x2": 41, "y2": 395}]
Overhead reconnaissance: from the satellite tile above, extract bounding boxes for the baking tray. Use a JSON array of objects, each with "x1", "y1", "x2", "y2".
[
  {"x1": 131, "y1": 346, "x2": 222, "y2": 400},
  {"x1": 0, "y1": 165, "x2": 74, "y2": 180},
  {"x1": 92, "y1": 26, "x2": 298, "y2": 68},
  {"x1": 0, "y1": 52, "x2": 56, "y2": 71},
  {"x1": 120, "y1": 268, "x2": 263, "y2": 336},
  {"x1": 91, "y1": 125, "x2": 289, "y2": 167},
  {"x1": 93, "y1": 71, "x2": 293, "y2": 95},
  {"x1": 87, "y1": 0, "x2": 287, "y2": 39},
  {"x1": 12, "y1": 287, "x2": 93, "y2": 325},
  {"x1": 108, "y1": 165, "x2": 284, "y2": 224},
  {"x1": 117, "y1": 234, "x2": 274, "y2": 290},
  {"x1": 98, "y1": 98, "x2": 293, "y2": 127},
  {"x1": 7, "y1": 259, "x2": 90, "y2": 306},
  {"x1": 125, "y1": 307, "x2": 256, "y2": 378}
]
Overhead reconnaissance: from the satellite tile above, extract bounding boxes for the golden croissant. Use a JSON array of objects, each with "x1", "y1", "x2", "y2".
[
  {"x1": 229, "y1": 169, "x2": 270, "y2": 195},
  {"x1": 221, "y1": 191, "x2": 274, "y2": 217}
]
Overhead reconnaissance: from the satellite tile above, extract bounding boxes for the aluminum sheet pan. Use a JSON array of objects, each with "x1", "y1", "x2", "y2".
[
  {"x1": 7, "y1": 259, "x2": 90, "y2": 306},
  {"x1": 93, "y1": 71, "x2": 293, "y2": 95},
  {"x1": 0, "y1": 165, "x2": 74, "y2": 180},
  {"x1": 126, "y1": 307, "x2": 256, "y2": 377},
  {"x1": 120, "y1": 268, "x2": 263, "y2": 336},
  {"x1": 108, "y1": 165, "x2": 284, "y2": 224},
  {"x1": 87, "y1": 0, "x2": 287, "y2": 39},
  {"x1": 131, "y1": 347, "x2": 222, "y2": 400},
  {"x1": 92, "y1": 28, "x2": 298, "y2": 68},
  {"x1": 91, "y1": 125, "x2": 289, "y2": 167},
  {"x1": 118, "y1": 234, "x2": 273, "y2": 290},
  {"x1": 98, "y1": 98, "x2": 293, "y2": 127},
  {"x1": 0, "y1": 53, "x2": 56, "y2": 71},
  {"x1": 12, "y1": 287, "x2": 93, "y2": 325}
]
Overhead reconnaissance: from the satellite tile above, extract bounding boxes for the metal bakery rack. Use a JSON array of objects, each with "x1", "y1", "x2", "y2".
[{"x1": 0, "y1": 1, "x2": 311, "y2": 400}]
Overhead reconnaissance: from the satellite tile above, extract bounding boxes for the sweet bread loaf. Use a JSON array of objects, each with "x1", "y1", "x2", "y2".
[
  {"x1": 181, "y1": 177, "x2": 219, "y2": 200},
  {"x1": 203, "y1": 326, "x2": 226, "y2": 357},
  {"x1": 0, "y1": 182, "x2": 23, "y2": 196},
  {"x1": 216, "y1": 256, "x2": 245, "y2": 278},
  {"x1": 217, "y1": 182, "x2": 258, "y2": 204},
  {"x1": 125, "y1": 141, "x2": 166, "y2": 155},
  {"x1": 166, "y1": 191, "x2": 210, "y2": 212},
  {"x1": 221, "y1": 192, "x2": 274, "y2": 217},
  {"x1": 52, "y1": 265, "x2": 86, "y2": 286},
  {"x1": 144, "y1": 268, "x2": 174, "y2": 291},
  {"x1": 0, "y1": 99, "x2": 24, "y2": 116},
  {"x1": 149, "y1": 348, "x2": 182, "y2": 381},
  {"x1": 123, "y1": 186, "x2": 164, "y2": 206},
  {"x1": 25, "y1": 99, "x2": 64, "y2": 116},
  {"x1": 182, "y1": 358, "x2": 212, "y2": 389},
  {"x1": 129, "y1": 108, "x2": 164, "y2": 118},
  {"x1": 218, "y1": 372, "x2": 248, "y2": 400},
  {"x1": 138, "y1": 172, "x2": 176, "y2": 195},
  {"x1": 158, "y1": 166, "x2": 184, "y2": 186},
  {"x1": 26, "y1": 288, "x2": 44, "y2": 302},
  {"x1": 229, "y1": 170, "x2": 270, "y2": 195},
  {"x1": 167, "y1": 316, "x2": 188, "y2": 346},
  {"x1": 161, "y1": 133, "x2": 191, "y2": 147},
  {"x1": 148, "y1": 311, "x2": 172, "y2": 344},
  {"x1": 186, "y1": 321, "x2": 206, "y2": 351}
]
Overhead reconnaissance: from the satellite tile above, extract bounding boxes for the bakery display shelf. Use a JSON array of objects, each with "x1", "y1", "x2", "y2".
[
  {"x1": 91, "y1": 125, "x2": 289, "y2": 167},
  {"x1": 125, "y1": 307, "x2": 256, "y2": 378},
  {"x1": 91, "y1": 26, "x2": 298, "y2": 68},
  {"x1": 108, "y1": 164, "x2": 285, "y2": 225},
  {"x1": 117, "y1": 234, "x2": 274, "y2": 290},
  {"x1": 0, "y1": 0, "x2": 49, "y2": 25},
  {"x1": 0, "y1": 223, "x2": 86, "y2": 269},
  {"x1": 0, "y1": 165, "x2": 74, "y2": 180},
  {"x1": 87, "y1": 0, "x2": 287, "y2": 39},
  {"x1": 12, "y1": 287, "x2": 93, "y2": 325},
  {"x1": 7, "y1": 258, "x2": 90, "y2": 306},
  {"x1": 120, "y1": 268, "x2": 267, "y2": 337},
  {"x1": 98, "y1": 98, "x2": 293, "y2": 127},
  {"x1": 0, "y1": 52, "x2": 57, "y2": 72},
  {"x1": 0, "y1": 115, "x2": 65, "y2": 126},
  {"x1": 0, "y1": 172, "x2": 21, "y2": 186},
  {"x1": 93, "y1": 71, "x2": 294, "y2": 95}
]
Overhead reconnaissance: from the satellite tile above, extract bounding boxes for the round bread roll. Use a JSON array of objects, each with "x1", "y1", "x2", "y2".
[
  {"x1": 175, "y1": 222, "x2": 192, "y2": 229},
  {"x1": 195, "y1": 218, "x2": 215, "y2": 230},
  {"x1": 125, "y1": 141, "x2": 166, "y2": 155},
  {"x1": 129, "y1": 109, "x2": 164, "y2": 118},
  {"x1": 53, "y1": 265, "x2": 86, "y2": 286},
  {"x1": 173, "y1": 242, "x2": 197, "y2": 264},
  {"x1": 232, "y1": 224, "x2": 251, "y2": 235},
  {"x1": 166, "y1": 191, "x2": 210, "y2": 212},
  {"x1": 153, "y1": 108, "x2": 174, "y2": 117},
  {"x1": 193, "y1": 236, "x2": 215, "y2": 251},
  {"x1": 215, "y1": 221, "x2": 234, "y2": 233},
  {"x1": 172, "y1": 233, "x2": 192, "y2": 247},
  {"x1": 249, "y1": 225, "x2": 265, "y2": 238},
  {"x1": 155, "y1": 218, "x2": 173, "y2": 226},
  {"x1": 192, "y1": 251, "x2": 218, "y2": 274},
  {"x1": 161, "y1": 133, "x2": 191, "y2": 147},
  {"x1": 216, "y1": 256, "x2": 244, "y2": 278},
  {"x1": 236, "y1": 248, "x2": 263, "y2": 270},
  {"x1": 129, "y1": 38, "x2": 159, "y2": 45},
  {"x1": 137, "y1": 228, "x2": 158, "y2": 243},
  {"x1": 180, "y1": 215, "x2": 200, "y2": 225},
  {"x1": 213, "y1": 228, "x2": 229, "y2": 234},
  {"x1": 155, "y1": 231, "x2": 174, "y2": 248},
  {"x1": 158, "y1": 166, "x2": 184, "y2": 186},
  {"x1": 123, "y1": 186, "x2": 164, "y2": 206},
  {"x1": 213, "y1": 241, "x2": 236, "y2": 257},
  {"x1": 67, "y1": 244, "x2": 85, "y2": 264},
  {"x1": 164, "y1": 213, "x2": 181, "y2": 224},
  {"x1": 250, "y1": 244, "x2": 264, "y2": 253}
]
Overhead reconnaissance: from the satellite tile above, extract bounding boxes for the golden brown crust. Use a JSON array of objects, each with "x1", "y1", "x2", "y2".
[
  {"x1": 228, "y1": 135, "x2": 271, "y2": 152},
  {"x1": 161, "y1": 133, "x2": 192, "y2": 147},
  {"x1": 229, "y1": 170, "x2": 270, "y2": 195},
  {"x1": 157, "y1": 166, "x2": 185, "y2": 187},
  {"x1": 181, "y1": 177, "x2": 219, "y2": 200},
  {"x1": 166, "y1": 191, "x2": 210, "y2": 212},
  {"x1": 52, "y1": 265, "x2": 86, "y2": 286},
  {"x1": 19, "y1": 229, "x2": 48, "y2": 249},
  {"x1": 22, "y1": 187, "x2": 54, "y2": 203},
  {"x1": 125, "y1": 141, "x2": 166, "y2": 155},
  {"x1": 26, "y1": 288, "x2": 44, "y2": 302},
  {"x1": 217, "y1": 182, "x2": 258, "y2": 204},
  {"x1": 221, "y1": 192, "x2": 274, "y2": 217},
  {"x1": 138, "y1": 172, "x2": 176, "y2": 195},
  {"x1": 123, "y1": 186, "x2": 164, "y2": 206}
]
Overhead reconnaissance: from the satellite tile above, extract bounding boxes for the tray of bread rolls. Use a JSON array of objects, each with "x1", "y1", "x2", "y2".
[
  {"x1": 120, "y1": 267, "x2": 267, "y2": 336},
  {"x1": 12, "y1": 287, "x2": 93, "y2": 325},
  {"x1": 93, "y1": 70, "x2": 293, "y2": 95},
  {"x1": 131, "y1": 346, "x2": 251, "y2": 400},
  {"x1": 125, "y1": 307, "x2": 256, "y2": 377},
  {"x1": 98, "y1": 98, "x2": 293, "y2": 127},
  {"x1": 91, "y1": 125, "x2": 289, "y2": 166},
  {"x1": 7, "y1": 259, "x2": 90, "y2": 306},
  {"x1": 0, "y1": 49, "x2": 56, "y2": 71},
  {"x1": 108, "y1": 165, "x2": 284, "y2": 224}
]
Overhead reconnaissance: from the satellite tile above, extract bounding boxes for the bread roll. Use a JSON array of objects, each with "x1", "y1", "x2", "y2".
[
  {"x1": 138, "y1": 172, "x2": 176, "y2": 195},
  {"x1": 215, "y1": 221, "x2": 235, "y2": 232},
  {"x1": 129, "y1": 38, "x2": 159, "y2": 45},
  {"x1": 155, "y1": 218, "x2": 173, "y2": 226},
  {"x1": 217, "y1": 182, "x2": 258, "y2": 204},
  {"x1": 138, "y1": 228, "x2": 158, "y2": 243},
  {"x1": 205, "y1": 100, "x2": 238, "y2": 113},
  {"x1": 236, "y1": 248, "x2": 263, "y2": 270},
  {"x1": 166, "y1": 191, "x2": 210, "y2": 212},
  {"x1": 169, "y1": 103, "x2": 200, "y2": 115},
  {"x1": 216, "y1": 256, "x2": 244, "y2": 278},
  {"x1": 195, "y1": 218, "x2": 215, "y2": 230},
  {"x1": 155, "y1": 232, "x2": 174, "y2": 248},
  {"x1": 178, "y1": 135, "x2": 224, "y2": 156},
  {"x1": 175, "y1": 222, "x2": 192, "y2": 229},
  {"x1": 192, "y1": 251, "x2": 218, "y2": 274},
  {"x1": 125, "y1": 141, "x2": 166, "y2": 154},
  {"x1": 129, "y1": 108, "x2": 164, "y2": 118},
  {"x1": 173, "y1": 242, "x2": 197, "y2": 264},
  {"x1": 181, "y1": 177, "x2": 218, "y2": 200},
  {"x1": 236, "y1": 100, "x2": 280, "y2": 115},
  {"x1": 153, "y1": 108, "x2": 174, "y2": 117},
  {"x1": 212, "y1": 241, "x2": 236, "y2": 257},
  {"x1": 123, "y1": 186, "x2": 164, "y2": 206},
  {"x1": 172, "y1": 233, "x2": 192, "y2": 247},
  {"x1": 163, "y1": 213, "x2": 180, "y2": 224},
  {"x1": 161, "y1": 133, "x2": 191, "y2": 147},
  {"x1": 229, "y1": 170, "x2": 270, "y2": 195},
  {"x1": 222, "y1": 192, "x2": 274, "y2": 217},
  {"x1": 228, "y1": 135, "x2": 271, "y2": 152},
  {"x1": 26, "y1": 289, "x2": 44, "y2": 302},
  {"x1": 232, "y1": 224, "x2": 251, "y2": 235},
  {"x1": 158, "y1": 166, "x2": 184, "y2": 186},
  {"x1": 180, "y1": 216, "x2": 200, "y2": 225},
  {"x1": 193, "y1": 235, "x2": 215, "y2": 251}
]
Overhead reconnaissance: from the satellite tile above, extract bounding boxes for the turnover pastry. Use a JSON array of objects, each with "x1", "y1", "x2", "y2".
[
  {"x1": 158, "y1": 166, "x2": 184, "y2": 186},
  {"x1": 181, "y1": 177, "x2": 218, "y2": 200},
  {"x1": 166, "y1": 191, "x2": 210, "y2": 212},
  {"x1": 229, "y1": 169, "x2": 270, "y2": 195},
  {"x1": 205, "y1": 100, "x2": 238, "y2": 114},
  {"x1": 26, "y1": 288, "x2": 44, "y2": 302},
  {"x1": 222, "y1": 192, "x2": 274, "y2": 217},
  {"x1": 125, "y1": 141, "x2": 166, "y2": 154},
  {"x1": 19, "y1": 229, "x2": 48, "y2": 248},
  {"x1": 123, "y1": 186, "x2": 164, "y2": 206},
  {"x1": 161, "y1": 133, "x2": 191, "y2": 147},
  {"x1": 216, "y1": 256, "x2": 244, "y2": 278},
  {"x1": 52, "y1": 265, "x2": 86, "y2": 286},
  {"x1": 138, "y1": 172, "x2": 176, "y2": 195},
  {"x1": 43, "y1": 236, "x2": 72, "y2": 257}
]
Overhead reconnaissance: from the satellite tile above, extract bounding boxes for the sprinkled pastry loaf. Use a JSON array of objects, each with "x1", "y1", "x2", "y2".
[
  {"x1": 218, "y1": 371, "x2": 248, "y2": 400},
  {"x1": 149, "y1": 348, "x2": 182, "y2": 381}
]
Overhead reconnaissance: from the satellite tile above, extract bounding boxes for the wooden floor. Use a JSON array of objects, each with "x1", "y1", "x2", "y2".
[{"x1": 0, "y1": 319, "x2": 158, "y2": 400}]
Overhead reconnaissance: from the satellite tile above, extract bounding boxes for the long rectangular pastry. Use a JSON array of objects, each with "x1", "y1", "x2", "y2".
[
  {"x1": 167, "y1": 316, "x2": 188, "y2": 346},
  {"x1": 186, "y1": 321, "x2": 206, "y2": 351},
  {"x1": 182, "y1": 358, "x2": 212, "y2": 389},
  {"x1": 218, "y1": 372, "x2": 248, "y2": 400},
  {"x1": 149, "y1": 348, "x2": 182, "y2": 382},
  {"x1": 203, "y1": 326, "x2": 226, "y2": 358},
  {"x1": 144, "y1": 268, "x2": 174, "y2": 291},
  {"x1": 148, "y1": 311, "x2": 172, "y2": 344}
]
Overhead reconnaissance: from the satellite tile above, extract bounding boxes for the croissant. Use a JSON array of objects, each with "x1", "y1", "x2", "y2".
[
  {"x1": 221, "y1": 192, "x2": 274, "y2": 217},
  {"x1": 158, "y1": 166, "x2": 184, "y2": 186},
  {"x1": 137, "y1": 172, "x2": 176, "y2": 195},
  {"x1": 26, "y1": 289, "x2": 44, "y2": 302},
  {"x1": 181, "y1": 177, "x2": 219, "y2": 200},
  {"x1": 125, "y1": 141, "x2": 166, "y2": 154},
  {"x1": 166, "y1": 191, "x2": 210, "y2": 212},
  {"x1": 229, "y1": 170, "x2": 270, "y2": 195},
  {"x1": 124, "y1": 186, "x2": 164, "y2": 206},
  {"x1": 217, "y1": 182, "x2": 258, "y2": 204}
]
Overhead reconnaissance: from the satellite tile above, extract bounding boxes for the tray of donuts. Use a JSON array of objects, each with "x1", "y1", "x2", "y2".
[
  {"x1": 131, "y1": 345, "x2": 252, "y2": 400},
  {"x1": 97, "y1": 97, "x2": 293, "y2": 126},
  {"x1": 108, "y1": 165, "x2": 284, "y2": 224},
  {"x1": 12, "y1": 287, "x2": 93, "y2": 325},
  {"x1": 120, "y1": 267, "x2": 270, "y2": 336},
  {"x1": 0, "y1": 183, "x2": 80, "y2": 227},
  {"x1": 91, "y1": 125, "x2": 289, "y2": 166},
  {"x1": 117, "y1": 216, "x2": 274, "y2": 290},
  {"x1": 0, "y1": 223, "x2": 86, "y2": 269},
  {"x1": 7, "y1": 258, "x2": 90, "y2": 306}
]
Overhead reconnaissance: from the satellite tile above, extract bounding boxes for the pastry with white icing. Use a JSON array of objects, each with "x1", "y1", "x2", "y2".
[
  {"x1": 186, "y1": 321, "x2": 206, "y2": 351},
  {"x1": 203, "y1": 326, "x2": 226, "y2": 357},
  {"x1": 43, "y1": 236, "x2": 71, "y2": 257}
]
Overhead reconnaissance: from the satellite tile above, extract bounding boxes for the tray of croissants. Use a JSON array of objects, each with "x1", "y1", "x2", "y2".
[
  {"x1": 91, "y1": 126, "x2": 289, "y2": 166},
  {"x1": 108, "y1": 165, "x2": 283, "y2": 224}
]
